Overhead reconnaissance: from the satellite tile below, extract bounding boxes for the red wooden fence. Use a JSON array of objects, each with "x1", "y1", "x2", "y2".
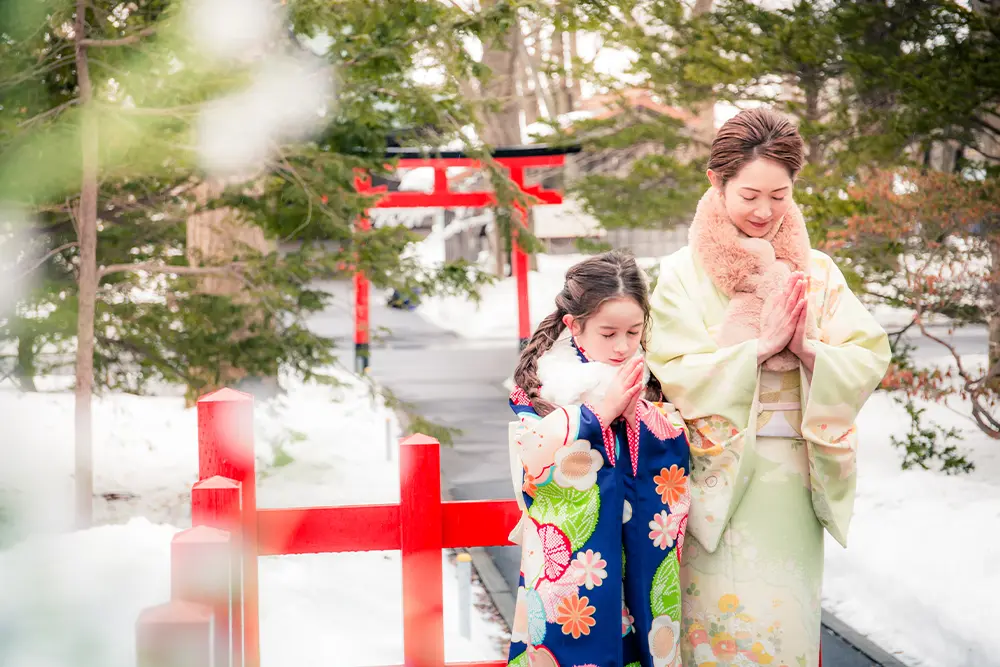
[{"x1": 136, "y1": 387, "x2": 521, "y2": 667}]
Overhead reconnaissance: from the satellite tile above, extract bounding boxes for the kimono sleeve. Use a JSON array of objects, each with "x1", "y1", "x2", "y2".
[
  {"x1": 800, "y1": 252, "x2": 891, "y2": 547},
  {"x1": 506, "y1": 390, "x2": 614, "y2": 545},
  {"x1": 510, "y1": 394, "x2": 612, "y2": 484},
  {"x1": 645, "y1": 250, "x2": 761, "y2": 554}
]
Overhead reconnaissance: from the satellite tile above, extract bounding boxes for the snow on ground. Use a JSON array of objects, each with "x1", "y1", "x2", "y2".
[
  {"x1": 0, "y1": 369, "x2": 507, "y2": 667},
  {"x1": 416, "y1": 241, "x2": 999, "y2": 666},
  {"x1": 826, "y1": 393, "x2": 1000, "y2": 667},
  {"x1": 418, "y1": 252, "x2": 659, "y2": 340},
  {"x1": 0, "y1": 519, "x2": 178, "y2": 667},
  {"x1": 419, "y1": 260, "x2": 566, "y2": 340}
]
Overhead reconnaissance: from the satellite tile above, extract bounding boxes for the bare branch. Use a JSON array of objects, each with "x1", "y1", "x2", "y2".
[
  {"x1": 885, "y1": 316, "x2": 917, "y2": 344},
  {"x1": 96, "y1": 102, "x2": 204, "y2": 117},
  {"x1": 98, "y1": 261, "x2": 245, "y2": 279},
  {"x1": 915, "y1": 316, "x2": 974, "y2": 384},
  {"x1": 13, "y1": 241, "x2": 79, "y2": 279},
  {"x1": 967, "y1": 142, "x2": 1000, "y2": 162},
  {"x1": 971, "y1": 393, "x2": 1000, "y2": 438},
  {"x1": 67, "y1": 197, "x2": 81, "y2": 238},
  {"x1": 80, "y1": 27, "x2": 157, "y2": 48},
  {"x1": 18, "y1": 99, "x2": 80, "y2": 129},
  {"x1": 972, "y1": 114, "x2": 1000, "y2": 137},
  {"x1": 0, "y1": 55, "x2": 77, "y2": 91},
  {"x1": 915, "y1": 307, "x2": 1000, "y2": 438}
]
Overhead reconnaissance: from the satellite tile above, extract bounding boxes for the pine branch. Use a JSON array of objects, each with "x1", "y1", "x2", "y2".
[
  {"x1": 80, "y1": 27, "x2": 157, "y2": 48},
  {"x1": 98, "y1": 334, "x2": 196, "y2": 387},
  {"x1": 98, "y1": 261, "x2": 245, "y2": 279}
]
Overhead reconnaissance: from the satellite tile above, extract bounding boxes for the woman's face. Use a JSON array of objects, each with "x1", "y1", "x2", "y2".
[{"x1": 708, "y1": 158, "x2": 794, "y2": 238}]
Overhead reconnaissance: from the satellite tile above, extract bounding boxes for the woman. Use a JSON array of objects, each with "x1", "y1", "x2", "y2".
[{"x1": 645, "y1": 108, "x2": 890, "y2": 667}]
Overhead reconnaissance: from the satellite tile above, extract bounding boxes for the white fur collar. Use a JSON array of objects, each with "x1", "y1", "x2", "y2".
[{"x1": 536, "y1": 336, "x2": 646, "y2": 409}]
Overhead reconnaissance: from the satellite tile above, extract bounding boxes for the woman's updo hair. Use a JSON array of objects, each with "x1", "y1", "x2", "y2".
[{"x1": 708, "y1": 108, "x2": 805, "y2": 186}]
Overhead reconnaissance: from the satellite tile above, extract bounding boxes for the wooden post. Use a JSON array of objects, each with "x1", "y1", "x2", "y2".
[
  {"x1": 506, "y1": 165, "x2": 532, "y2": 350},
  {"x1": 399, "y1": 434, "x2": 444, "y2": 667},
  {"x1": 192, "y1": 475, "x2": 242, "y2": 531},
  {"x1": 354, "y1": 213, "x2": 372, "y2": 375},
  {"x1": 192, "y1": 476, "x2": 244, "y2": 667},
  {"x1": 172, "y1": 526, "x2": 233, "y2": 667},
  {"x1": 197, "y1": 388, "x2": 259, "y2": 667},
  {"x1": 136, "y1": 601, "x2": 214, "y2": 667}
]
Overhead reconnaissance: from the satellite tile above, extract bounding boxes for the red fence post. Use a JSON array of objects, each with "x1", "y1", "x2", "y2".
[
  {"x1": 172, "y1": 526, "x2": 233, "y2": 667},
  {"x1": 198, "y1": 388, "x2": 258, "y2": 667},
  {"x1": 354, "y1": 262, "x2": 370, "y2": 375},
  {"x1": 399, "y1": 434, "x2": 445, "y2": 667},
  {"x1": 136, "y1": 601, "x2": 214, "y2": 667},
  {"x1": 192, "y1": 476, "x2": 244, "y2": 667},
  {"x1": 507, "y1": 166, "x2": 531, "y2": 351},
  {"x1": 354, "y1": 210, "x2": 373, "y2": 375}
]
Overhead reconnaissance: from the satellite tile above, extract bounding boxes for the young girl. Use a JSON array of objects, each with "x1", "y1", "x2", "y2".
[{"x1": 506, "y1": 251, "x2": 690, "y2": 667}]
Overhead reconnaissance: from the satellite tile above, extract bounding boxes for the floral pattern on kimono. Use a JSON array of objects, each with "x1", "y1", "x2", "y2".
[
  {"x1": 506, "y1": 338, "x2": 692, "y2": 667},
  {"x1": 647, "y1": 247, "x2": 890, "y2": 667}
]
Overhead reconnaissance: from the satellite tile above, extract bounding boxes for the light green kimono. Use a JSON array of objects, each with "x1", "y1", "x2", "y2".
[{"x1": 646, "y1": 246, "x2": 890, "y2": 667}]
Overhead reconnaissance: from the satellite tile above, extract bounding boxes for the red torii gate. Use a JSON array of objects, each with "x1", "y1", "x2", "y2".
[{"x1": 352, "y1": 145, "x2": 581, "y2": 373}]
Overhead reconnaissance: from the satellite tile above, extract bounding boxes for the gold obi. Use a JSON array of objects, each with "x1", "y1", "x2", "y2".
[{"x1": 756, "y1": 370, "x2": 802, "y2": 438}]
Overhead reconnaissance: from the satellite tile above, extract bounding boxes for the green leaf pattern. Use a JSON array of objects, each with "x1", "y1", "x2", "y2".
[
  {"x1": 527, "y1": 483, "x2": 600, "y2": 551},
  {"x1": 507, "y1": 650, "x2": 529, "y2": 667},
  {"x1": 650, "y1": 554, "x2": 681, "y2": 621}
]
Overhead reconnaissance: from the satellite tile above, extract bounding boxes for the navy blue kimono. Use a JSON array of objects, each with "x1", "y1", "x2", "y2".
[{"x1": 506, "y1": 346, "x2": 690, "y2": 667}]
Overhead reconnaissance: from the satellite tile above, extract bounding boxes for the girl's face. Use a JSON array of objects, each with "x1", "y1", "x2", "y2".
[
  {"x1": 563, "y1": 297, "x2": 645, "y2": 366},
  {"x1": 708, "y1": 158, "x2": 794, "y2": 238}
]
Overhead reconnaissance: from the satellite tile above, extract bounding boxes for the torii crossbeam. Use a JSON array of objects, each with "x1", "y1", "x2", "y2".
[{"x1": 352, "y1": 144, "x2": 581, "y2": 373}]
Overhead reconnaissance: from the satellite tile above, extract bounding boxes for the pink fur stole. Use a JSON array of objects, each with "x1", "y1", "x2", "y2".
[{"x1": 688, "y1": 188, "x2": 813, "y2": 372}]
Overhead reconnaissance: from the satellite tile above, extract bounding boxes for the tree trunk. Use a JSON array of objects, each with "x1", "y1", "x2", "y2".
[
  {"x1": 689, "y1": 0, "x2": 716, "y2": 152},
  {"x1": 552, "y1": 28, "x2": 569, "y2": 117},
  {"x1": 970, "y1": 0, "x2": 1000, "y2": 390},
  {"x1": 989, "y1": 235, "x2": 1000, "y2": 387},
  {"x1": 15, "y1": 330, "x2": 38, "y2": 392},
  {"x1": 479, "y1": 2, "x2": 522, "y2": 146},
  {"x1": 479, "y1": 1, "x2": 523, "y2": 275},
  {"x1": 521, "y1": 22, "x2": 557, "y2": 121},
  {"x1": 804, "y1": 81, "x2": 823, "y2": 165},
  {"x1": 186, "y1": 179, "x2": 275, "y2": 403},
  {"x1": 519, "y1": 58, "x2": 539, "y2": 127},
  {"x1": 73, "y1": 0, "x2": 98, "y2": 528},
  {"x1": 567, "y1": 30, "x2": 583, "y2": 110}
]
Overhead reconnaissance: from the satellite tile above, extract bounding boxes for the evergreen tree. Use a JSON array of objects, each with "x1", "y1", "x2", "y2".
[
  {"x1": 572, "y1": 0, "x2": 1000, "y2": 464},
  {"x1": 0, "y1": 0, "x2": 509, "y2": 525}
]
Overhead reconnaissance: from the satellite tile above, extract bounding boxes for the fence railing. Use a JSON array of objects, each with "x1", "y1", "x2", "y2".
[{"x1": 135, "y1": 387, "x2": 521, "y2": 667}]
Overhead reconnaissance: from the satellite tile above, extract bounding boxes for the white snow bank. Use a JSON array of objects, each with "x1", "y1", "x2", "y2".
[
  {"x1": 261, "y1": 551, "x2": 505, "y2": 666},
  {"x1": 0, "y1": 521, "x2": 506, "y2": 667},
  {"x1": 0, "y1": 366, "x2": 506, "y2": 667},
  {"x1": 825, "y1": 392, "x2": 1000, "y2": 667},
  {"x1": 0, "y1": 370, "x2": 399, "y2": 533},
  {"x1": 0, "y1": 518, "x2": 178, "y2": 667}
]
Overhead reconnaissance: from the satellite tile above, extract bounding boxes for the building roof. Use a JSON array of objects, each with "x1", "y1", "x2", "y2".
[
  {"x1": 532, "y1": 199, "x2": 605, "y2": 239},
  {"x1": 578, "y1": 89, "x2": 696, "y2": 124}
]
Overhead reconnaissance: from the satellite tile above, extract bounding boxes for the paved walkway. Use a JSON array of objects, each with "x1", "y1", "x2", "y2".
[{"x1": 307, "y1": 280, "x2": 903, "y2": 667}]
